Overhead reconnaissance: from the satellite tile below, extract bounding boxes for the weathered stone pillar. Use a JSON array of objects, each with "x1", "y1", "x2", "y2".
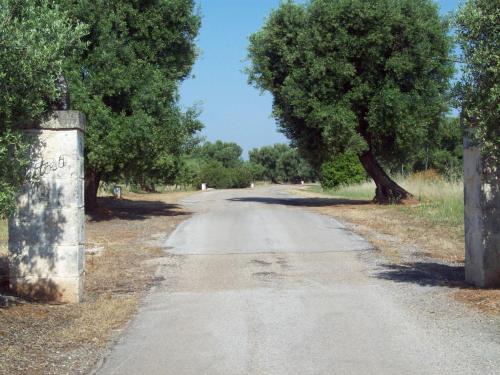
[
  {"x1": 9, "y1": 111, "x2": 86, "y2": 302},
  {"x1": 464, "y1": 134, "x2": 500, "y2": 287}
]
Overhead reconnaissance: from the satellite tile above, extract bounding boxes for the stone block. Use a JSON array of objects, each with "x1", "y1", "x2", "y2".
[
  {"x1": 9, "y1": 111, "x2": 85, "y2": 302},
  {"x1": 9, "y1": 207, "x2": 84, "y2": 247},
  {"x1": 8, "y1": 244, "x2": 84, "y2": 278},
  {"x1": 9, "y1": 275, "x2": 83, "y2": 303},
  {"x1": 36, "y1": 110, "x2": 86, "y2": 132},
  {"x1": 464, "y1": 136, "x2": 500, "y2": 287}
]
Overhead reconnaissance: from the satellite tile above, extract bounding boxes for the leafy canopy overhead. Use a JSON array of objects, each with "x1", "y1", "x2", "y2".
[
  {"x1": 247, "y1": 0, "x2": 453, "y2": 168},
  {"x1": 62, "y1": 0, "x2": 202, "y2": 185},
  {"x1": 0, "y1": 0, "x2": 86, "y2": 217},
  {"x1": 456, "y1": 0, "x2": 500, "y2": 158}
]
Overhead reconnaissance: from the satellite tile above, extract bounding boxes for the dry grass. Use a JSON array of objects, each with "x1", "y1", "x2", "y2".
[
  {"x1": 309, "y1": 170, "x2": 464, "y2": 233},
  {"x1": 454, "y1": 289, "x2": 500, "y2": 315},
  {"x1": 296, "y1": 179, "x2": 499, "y2": 316},
  {"x1": 0, "y1": 191, "x2": 193, "y2": 374}
]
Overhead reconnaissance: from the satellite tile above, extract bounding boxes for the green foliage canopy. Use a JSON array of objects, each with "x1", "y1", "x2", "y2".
[
  {"x1": 456, "y1": 0, "x2": 499, "y2": 158},
  {"x1": 194, "y1": 140, "x2": 244, "y2": 168},
  {"x1": 0, "y1": 0, "x2": 86, "y2": 217},
  {"x1": 249, "y1": 143, "x2": 315, "y2": 183},
  {"x1": 61, "y1": 0, "x2": 201, "y2": 205},
  {"x1": 247, "y1": 0, "x2": 453, "y2": 201},
  {"x1": 249, "y1": 144, "x2": 289, "y2": 182},
  {"x1": 198, "y1": 161, "x2": 252, "y2": 189},
  {"x1": 176, "y1": 140, "x2": 253, "y2": 189},
  {"x1": 320, "y1": 153, "x2": 366, "y2": 189}
]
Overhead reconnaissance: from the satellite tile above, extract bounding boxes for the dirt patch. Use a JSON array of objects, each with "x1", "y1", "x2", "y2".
[
  {"x1": 293, "y1": 187, "x2": 499, "y2": 316},
  {"x1": 0, "y1": 191, "x2": 193, "y2": 374},
  {"x1": 454, "y1": 289, "x2": 500, "y2": 315}
]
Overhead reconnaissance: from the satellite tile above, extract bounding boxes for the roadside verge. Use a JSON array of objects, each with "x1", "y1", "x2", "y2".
[
  {"x1": 293, "y1": 187, "x2": 500, "y2": 316},
  {"x1": 0, "y1": 191, "x2": 195, "y2": 374}
]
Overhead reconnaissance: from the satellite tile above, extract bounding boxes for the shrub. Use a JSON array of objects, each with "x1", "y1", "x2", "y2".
[
  {"x1": 228, "y1": 167, "x2": 252, "y2": 188},
  {"x1": 320, "y1": 153, "x2": 366, "y2": 189},
  {"x1": 246, "y1": 162, "x2": 266, "y2": 181},
  {"x1": 198, "y1": 161, "x2": 252, "y2": 189},
  {"x1": 175, "y1": 158, "x2": 202, "y2": 188},
  {"x1": 199, "y1": 161, "x2": 232, "y2": 189}
]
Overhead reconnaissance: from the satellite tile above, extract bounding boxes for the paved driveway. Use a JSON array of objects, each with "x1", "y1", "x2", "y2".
[{"x1": 97, "y1": 186, "x2": 500, "y2": 375}]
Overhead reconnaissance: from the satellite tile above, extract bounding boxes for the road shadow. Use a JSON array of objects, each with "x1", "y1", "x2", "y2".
[
  {"x1": 228, "y1": 196, "x2": 371, "y2": 207},
  {"x1": 87, "y1": 197, "x2": 190, "y2": 222},
  {"x1": 375, "y1": 262, "x2": 468, "y2": 288}
]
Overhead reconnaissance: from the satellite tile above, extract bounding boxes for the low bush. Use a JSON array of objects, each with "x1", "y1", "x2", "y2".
[
  {"x1": 175, "y1": 158, "x2": 202, "y2": 188},
  {"x1": 320, "y1": 153, "x2": 366, "y2": 189},
  {"x1": 199, "y1": 162, "x2": 252, "y2": 189},
  {"x1": 199, "y1": 161, "x2": 232, "y2": 189},
  {"x1": 228, "y1": 167, "x2": 253, "y2": 188}
]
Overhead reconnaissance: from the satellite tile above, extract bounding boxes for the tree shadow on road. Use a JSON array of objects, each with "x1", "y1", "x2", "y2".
[
  {"x1": 87, "y1": 197, "x2": 190, "y2": 222},
  {"x1": 228, "y1": 196, "x2": 372, "y2": 207},
  {"x1": 375, "y1": 262, "x2": 469, "y2": 288}
]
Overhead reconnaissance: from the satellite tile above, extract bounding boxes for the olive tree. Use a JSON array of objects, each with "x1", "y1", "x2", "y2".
[
  {"x1": 247, "y1": 0, "x2": 453, "y2": 202},
  {"x1": 0, "y1": 0, "x2": 85, "y2": 217},
  {"x1": 456, "y1": 0, "x2": 499, "y2": 158},
  {"x1": 61, "y1": 0, "x2": 201, "y2": 208}
]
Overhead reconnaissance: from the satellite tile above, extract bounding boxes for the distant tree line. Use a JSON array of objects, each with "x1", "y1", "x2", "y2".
[
  {"x1": 180, "y1": 140, "x2": 253, "y2": 189},
  {"x1": 249, "y1": 144, "x2": 316, "y2": 183},
  {"x1": 174, "y1": 141, "x2": 316, "y2": 189}
]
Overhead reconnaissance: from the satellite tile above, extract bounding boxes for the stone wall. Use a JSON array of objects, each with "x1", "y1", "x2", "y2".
[
  {"x1": 464, "y1": 136, "x2": 500, "y2": 287},
  {"x1": 8, "y1": 111, "x2": 85, "y2": 302}
]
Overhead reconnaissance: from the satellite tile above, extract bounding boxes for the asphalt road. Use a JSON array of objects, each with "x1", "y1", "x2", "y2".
[{"x1": 96, "y1": 186, "x2": 500, "y2": 375}]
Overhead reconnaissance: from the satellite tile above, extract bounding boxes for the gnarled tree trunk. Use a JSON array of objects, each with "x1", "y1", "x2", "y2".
[
  {"x1": 84, "y1": 169, "x2": 101, "y2": 211},
  {"x1": 358, "y1": 150, "x2": 414, "y2": 204}
]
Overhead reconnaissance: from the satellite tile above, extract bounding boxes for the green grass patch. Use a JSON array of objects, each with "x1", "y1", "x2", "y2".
[
  {"x1": 308, "y1": 175, "x2": 464, "y2": 233},
  {"x1": 399, "y1": 177, "x2": 464, "y2": 232},
  {"x1": 308, "y1": 182, "x2": 374, "y2": 200}
]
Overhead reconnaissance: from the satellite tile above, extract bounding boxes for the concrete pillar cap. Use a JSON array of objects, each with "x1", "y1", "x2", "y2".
[{"x1": 29, "y1": 111, "x2": 86, "y2": 132}]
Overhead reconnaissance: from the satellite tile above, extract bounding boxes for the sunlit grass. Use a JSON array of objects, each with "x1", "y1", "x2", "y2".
[
  {"x1": 399, "y1": 174, "x2": 464, "y2": 229},
  {"x1": 310, "y1": 171, "x2": 464, "y2": 233},
  {"x1": 308, "y1": 181, "x2": 375, "y2": 200}
]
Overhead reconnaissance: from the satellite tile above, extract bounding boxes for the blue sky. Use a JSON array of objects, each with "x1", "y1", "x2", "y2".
[{"x1": 179, "y1": 0, "x2": 461, "y2": 158}]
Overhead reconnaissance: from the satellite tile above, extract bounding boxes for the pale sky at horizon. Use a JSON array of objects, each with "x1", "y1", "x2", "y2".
[{"x1": 179, "y1": 0, "x2": 462, "y2": 158}]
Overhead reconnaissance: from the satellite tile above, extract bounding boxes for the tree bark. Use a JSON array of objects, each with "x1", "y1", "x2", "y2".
[
  {"x1": 358, "y1": 150, "x2": 414, "y2": 204},
  {"x1": 84, "y1": 169, "x2": 101, "y2": 211}
]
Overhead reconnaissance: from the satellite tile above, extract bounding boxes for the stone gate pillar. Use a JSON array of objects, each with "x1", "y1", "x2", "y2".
[
  {"x1": 8, "y1": 111, "x2": 86, "y2": 302},
  {"x1": 464, "y1": 135, "x2": 500, "y2": 287}
]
